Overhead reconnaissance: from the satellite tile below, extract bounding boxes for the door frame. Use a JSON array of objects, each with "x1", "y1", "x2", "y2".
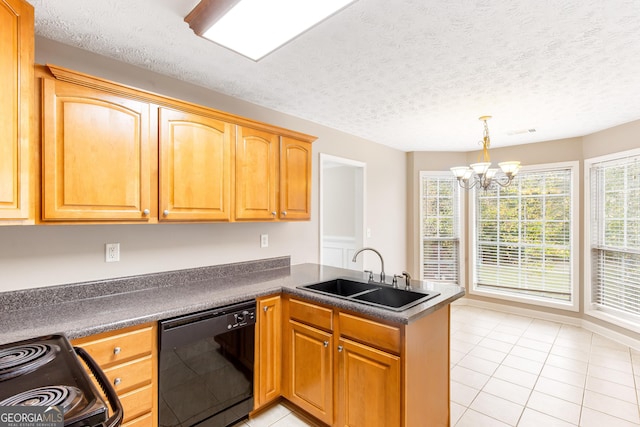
[{"x1": 319, "y1": 153, "x2": 366, "y2": 269}]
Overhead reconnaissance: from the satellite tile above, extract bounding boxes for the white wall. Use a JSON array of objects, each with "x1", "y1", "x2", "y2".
[{"x1": 0, "y1": 38, "x2": 406, "y2": 291}]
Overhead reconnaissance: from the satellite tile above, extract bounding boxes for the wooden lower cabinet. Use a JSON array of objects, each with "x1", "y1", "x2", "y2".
[
  {"x1": 285, "y1": 320, "x2": 333, "y2": 424},
  {"x1": 275, "y1": 295, "x2": 450, "y2": 427},
  {"x1": 337, "y1": 338, "x2": 400, "y2": 427},
  {"x1": 254, "y1": 295, "x2": 282, "y2": 409},
  {"x1": 71, "y1": 323, "x2": 157, "y2": 427}
]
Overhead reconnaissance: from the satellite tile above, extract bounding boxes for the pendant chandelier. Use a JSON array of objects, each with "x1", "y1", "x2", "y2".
[{"x1": 450, "y1": 116, "x2": 521, "y2": 190}]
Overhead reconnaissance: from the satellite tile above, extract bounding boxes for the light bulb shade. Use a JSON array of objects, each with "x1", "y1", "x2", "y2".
[
  {"x1": 470, "y1": 162, "x2": 491, "y2": 176},
  {"x1": 498, "y1": 161, "x2": 521, "y2": 176},
  {"x1": 450, "y1": 166, "x2": 471, "y2": 179},
  {"x1": 485, "y1": 168, "x2": 498, "y2": 180}
]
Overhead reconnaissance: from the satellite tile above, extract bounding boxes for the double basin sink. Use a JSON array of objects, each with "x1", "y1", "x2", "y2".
[{"x1": 299, "y1": 278, "x2": 440, "y2": 312}]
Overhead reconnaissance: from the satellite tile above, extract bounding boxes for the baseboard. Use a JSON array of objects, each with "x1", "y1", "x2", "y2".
[{"x1": 453, "y1": 298, "x2": 640, "y2": 351}]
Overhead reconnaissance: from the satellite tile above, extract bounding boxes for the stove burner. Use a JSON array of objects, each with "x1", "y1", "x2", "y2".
[
  {"x1": 0, "y1": 344, "x2": 59, "y2": 381},
  {"x1": 0, "y1": 386, "x2": 84, "y2": 414}
]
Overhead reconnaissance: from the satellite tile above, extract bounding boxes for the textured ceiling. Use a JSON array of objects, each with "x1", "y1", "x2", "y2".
[{"x1": 28, "y1": 0, "x2": 640, "y2": 152}]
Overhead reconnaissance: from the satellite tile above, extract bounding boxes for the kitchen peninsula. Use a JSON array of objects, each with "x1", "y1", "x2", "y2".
[{"x1": 0, "y1": 257, "x2": 464, "y2": 427}]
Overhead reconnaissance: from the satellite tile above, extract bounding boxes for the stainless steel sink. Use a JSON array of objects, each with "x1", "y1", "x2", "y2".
[{"x1": 299, "y1": 278, "x2": 440, "y2": 312}]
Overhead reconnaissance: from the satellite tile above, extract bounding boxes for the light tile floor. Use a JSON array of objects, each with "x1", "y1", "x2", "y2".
[{"x1": 236, "y1": 303, "x2": 640, "y2": 427}]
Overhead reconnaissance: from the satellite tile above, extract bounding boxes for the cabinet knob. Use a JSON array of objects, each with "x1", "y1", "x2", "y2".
[
  {"x1": 323, "y1": 341, "x2": 329, "y2": 347},
  {"x1": 271, "y1": 211, "x2": 277, "y2": 216},
  {"x1": 113, "y1": 377, "x2": 122, "y2": 386},
  {"x1": 113, "y1": 347, "x2": 121, "y2": 355},
  {"x1": 142, "y1": 209, "x2": 150, "y2": 215},
  {"x1": 338, "y1": 345, "x2": 343, "y2": 352},
  {"x1": 282, "y1": 211, "x2": 287, "y2": 216},
  {"x1": 163, "y1": 210, "x2": 169, "y2": 216},
  {"x1": 263, "y1": 306, "x2": 268, "y2": 312}
]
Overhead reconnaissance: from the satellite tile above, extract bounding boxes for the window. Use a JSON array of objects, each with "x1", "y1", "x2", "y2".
[
  {"x1": 586, "y1": 150, "x2": 640, "y2": 330},
  {"x1": 471, "y1": 162, "x2": 578, "y2": 310},
  {"x1": 420, "y1": 172, "x2": 461, "y2": 284}
]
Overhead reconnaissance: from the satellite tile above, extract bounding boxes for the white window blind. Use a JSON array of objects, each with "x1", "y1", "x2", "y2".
[
  {"x1": 590, "y1": 154, "x2": 640, "y2": 317},
  {"x1": 420, "y1": 174, "x2": 460, "y2": 283},
  {"x1": 474, "y1": 168, "x2": 573, "y2": 302}
]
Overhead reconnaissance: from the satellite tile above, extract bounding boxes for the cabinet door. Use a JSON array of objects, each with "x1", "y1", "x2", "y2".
[
  {"x1": 279, "y1": 137, "x2": 311, "y2": 220},
  {"x1": 337, "y1": 338, "x2": 401, "y2": 427},
  {"x1": 255, "y1": 295, "x2": 282, "y2": 408},
  {"x1": 0, "y1": 0, "x2": 33, "y2": 221},
  {"x1": 286, "y1": 320, "x2": 333, "y2": 424},
  {"x1": 42, "y1": 79, "x2": 152, "y2": 221},
  {"x1": 235, "y1": 126, "x2": 279, "y2": 220},
  {"x1": 159, "y1": 108, "x2": 231, "y2": 221}
]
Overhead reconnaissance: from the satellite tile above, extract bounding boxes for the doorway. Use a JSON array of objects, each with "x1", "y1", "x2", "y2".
[{"x1": 319, "y1": 153, "x2": 366, "y2": 270}]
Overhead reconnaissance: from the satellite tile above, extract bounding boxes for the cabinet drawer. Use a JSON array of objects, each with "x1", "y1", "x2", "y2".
[
  {"x1": 101, "y1": 355, "x2": 152, "y2": 394},
  {"x1": 338, "y1": 312, "x2": 401, "y2": 354},
  {"x1": 122, "y1": 412, "x2": 152, "y2": 427},
  {"x1": 119, "y1": 384, "x2": 153, "y2": 423},
  {"x1": 289, "y1": 298, "x2": 333, "y2": 331},
  {"x1": 74, "y1": 325, "x2": 153, "y2": 366}
]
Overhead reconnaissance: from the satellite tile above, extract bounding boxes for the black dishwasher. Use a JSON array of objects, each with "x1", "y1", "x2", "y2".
[{"x1": 158, "y1": 301, "x2": 256, "y2": 427}]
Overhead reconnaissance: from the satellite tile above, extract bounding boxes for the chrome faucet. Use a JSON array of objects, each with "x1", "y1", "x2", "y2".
[
  {"x1": 352, "y1": 247, "x2": 385, "y2": 282},
  {"x1": 402, "y1": 271, "x2": 412, "y2": 289}
]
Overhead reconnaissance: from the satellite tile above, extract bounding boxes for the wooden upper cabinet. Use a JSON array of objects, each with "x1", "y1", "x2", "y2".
[
  {"x1": 159, "y1": 107, "x2": 232, "y2": 221},
  {"x1": 235, "y1": 127, "x2": 312, "y2": 221},
  {"x1": 235, "y1": 126, "x2": 279, "y2": 220},
  {"x1": 0, "y1": 0, "x2": 33, "y2": 221},
  {"x1": 41, "y1": 79, "x2": 153, "y2": 221},
  {"x1": 280, "y1": 137, "x2": 311, "y2": 220}
]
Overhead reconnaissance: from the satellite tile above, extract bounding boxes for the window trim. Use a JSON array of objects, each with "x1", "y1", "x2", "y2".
[
  {"x1": 584, "y1": 148, "x2": 640, "y2": 334},
  {"x1": 469, "y1": 161, "x2": 580, "y2": 311},
  {"x1": 419, "y1": 171, "x2": 464, "y2": 285}
]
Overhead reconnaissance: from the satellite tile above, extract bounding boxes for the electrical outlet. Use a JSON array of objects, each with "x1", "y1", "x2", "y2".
[
  {"x1": 105, "y1": 243, "x2": 120, "y2": 262},
  {"x1": 260, "y1": 234, "x2": 268, "y2": 248}
]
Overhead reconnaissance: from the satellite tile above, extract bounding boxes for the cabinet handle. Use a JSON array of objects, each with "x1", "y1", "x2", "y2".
[
  {"x1": 142, "y1": 209, "x2": 150, "y2": 215},
  {"x1": 271, "y1": 211, "x2": 277, "y2": 216},
  {"x1": 113, "y1": 377, "x2": 122, "y2": 386},
  {"x1": 282, "y1": 211, "x2": 287, "y2": 216},
  {"x1": 263, "y1": 306, "x2": 268, "y2": 312},
  {"x1": 338, "y1": 345, "x2": 343, "y2": 352},
  {"x1": 323, "y1": 341, "x2": 329, "y2": 347},
  {"x1": 163, "y1": 210, "x2": 169, "y2": 216},
  {"x1": 113, "y1": 347, "x2": 121, "y2": 355}
]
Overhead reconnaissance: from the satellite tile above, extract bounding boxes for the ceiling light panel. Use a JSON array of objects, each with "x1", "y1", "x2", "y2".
[{"x1": 201, "y1": 0, "x2": 357, "y2": 61}]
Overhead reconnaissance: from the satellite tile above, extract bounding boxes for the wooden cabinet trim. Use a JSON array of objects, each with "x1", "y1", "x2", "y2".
[{"x1": 44, "y1": 64, "x2": 316, "y2": 143}]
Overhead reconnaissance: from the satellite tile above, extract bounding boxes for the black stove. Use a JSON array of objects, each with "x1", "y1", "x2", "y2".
[{"x1": 0, "y1": 335, "x2": 123, "y2": 427}]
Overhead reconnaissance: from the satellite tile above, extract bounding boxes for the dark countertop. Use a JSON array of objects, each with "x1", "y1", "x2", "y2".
[{"x1": 0, "y1": 258, "x2": 465, "y2": 345}]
